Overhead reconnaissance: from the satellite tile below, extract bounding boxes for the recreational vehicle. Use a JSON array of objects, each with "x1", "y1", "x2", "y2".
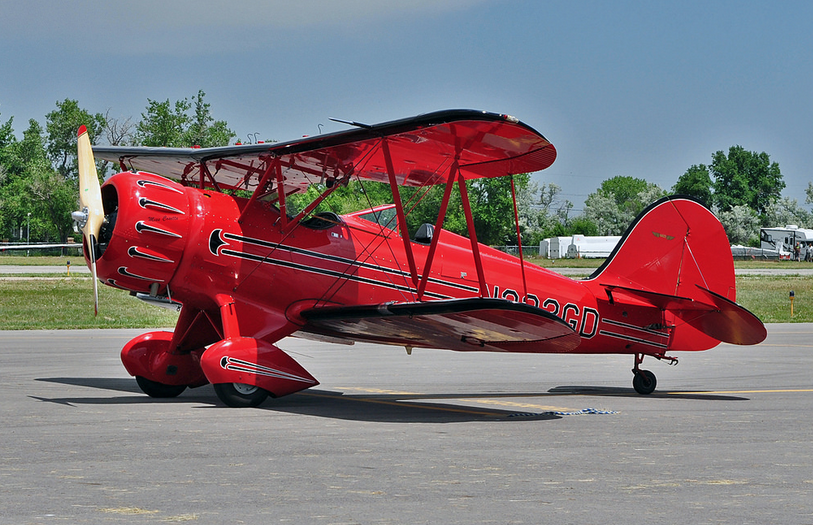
[{"x1": 760, "y1": 225, "x2": 813, "y2": 260}]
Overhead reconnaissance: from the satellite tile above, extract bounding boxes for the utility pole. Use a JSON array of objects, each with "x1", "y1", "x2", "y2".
[{"x1": 27, "y1": 212, "x2": 31, "y2": 257}]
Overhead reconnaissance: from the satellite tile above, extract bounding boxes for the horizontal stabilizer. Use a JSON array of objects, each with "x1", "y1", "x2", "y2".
[
  {"x1": 602, "y1": 284, "x2": 700, "y2": 311},
  {"x1": 686, "y1": 286, "x2": 767, "y2": 345},
  {"x1": 602, "y1": 284, "x2": 766, "y2": 346},
  {"x1": 300, "y1": 297, "x2": 581, "y2": 353}
]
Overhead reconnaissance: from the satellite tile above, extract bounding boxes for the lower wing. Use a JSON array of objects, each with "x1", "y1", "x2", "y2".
[{"x1": 299, "y1": 297, "x2": 581, "y2": 353}]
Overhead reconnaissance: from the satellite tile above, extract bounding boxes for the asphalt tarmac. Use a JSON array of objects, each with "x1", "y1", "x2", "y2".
[{"x1": 1, "y1": 326, "x2": 811, "y2": 524}]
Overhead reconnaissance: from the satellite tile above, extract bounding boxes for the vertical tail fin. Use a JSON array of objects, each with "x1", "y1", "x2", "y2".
[{"x1": 587, "y1": 196, "x2": 766, "y2": 349}]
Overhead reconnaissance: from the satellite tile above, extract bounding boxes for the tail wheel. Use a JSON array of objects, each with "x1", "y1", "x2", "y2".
[
  {"x1": 632, "y1": 370, "x2": 657, "y2": 395},
  {"x1": 135, "y1": 376, "x2": 187, "y2": 398},
  {"x1": 213, "y1": 383, "x2": 270, "y2": 408}
]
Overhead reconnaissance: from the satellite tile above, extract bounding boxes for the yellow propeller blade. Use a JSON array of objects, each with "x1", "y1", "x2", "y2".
[
  {"x1": 77, "y1": 125, "x2": 103, "y2": 242},
  {"x1": 75, "y1": 125, "x2": 103, "y2": 316}
]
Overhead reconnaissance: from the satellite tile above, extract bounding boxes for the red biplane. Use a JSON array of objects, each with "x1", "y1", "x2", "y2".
[{"x1": 71, "y1": 110, "x2": 766, "y2": 407}]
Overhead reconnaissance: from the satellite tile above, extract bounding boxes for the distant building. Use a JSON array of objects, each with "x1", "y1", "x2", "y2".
[
  {"x1": 540, "y1": 235, "x2": 621, "y2": 259},
  {"x1": 566, "y1": 235, "x2": 621, "y2": 259},
  {"x1": 545, "y1": 236, "x2": 573, "y2": 259}
]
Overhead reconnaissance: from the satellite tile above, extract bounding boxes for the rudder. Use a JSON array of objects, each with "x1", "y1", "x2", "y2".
[
  {"x1": 586, "y1": 196, "x2": 765, "y2": 350},
  {"x1": 588, "y1": 195, "x2": 735, "y2": 301}
]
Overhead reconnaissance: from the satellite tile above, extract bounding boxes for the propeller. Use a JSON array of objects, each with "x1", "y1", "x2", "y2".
[{"x1": 71, "y1": 125, "x2": 103, "y2": 315}]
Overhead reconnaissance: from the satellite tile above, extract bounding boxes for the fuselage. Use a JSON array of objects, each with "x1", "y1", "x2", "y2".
[{"x1": 94, "y1": 171, "x2": 670, "y2": 356}]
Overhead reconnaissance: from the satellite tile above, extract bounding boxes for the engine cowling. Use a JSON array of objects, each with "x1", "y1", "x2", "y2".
[{"x1": 91, "y1": 172, "x2": 191, "y2": 294}]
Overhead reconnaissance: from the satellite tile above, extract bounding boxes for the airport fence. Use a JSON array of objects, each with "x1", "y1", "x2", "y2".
[{"x1": 492, "y1": 245, "x2": 543, "y2": 257}]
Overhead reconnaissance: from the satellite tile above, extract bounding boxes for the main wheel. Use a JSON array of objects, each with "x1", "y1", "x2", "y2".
[
  {"x1": 135, "y1": 376, "x2": 187, "y2": 398},
  {"x1": 632, "y1": 370, "x2": 657, "y2": 395},
  {"x1": 213, "y1": 383, "x2": 270, "y2": 408}
]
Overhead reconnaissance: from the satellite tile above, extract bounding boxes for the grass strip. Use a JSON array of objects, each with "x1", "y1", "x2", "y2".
[
  {"x1": 735, "y1": 274, "x2": 813, "y2": 323},
  {"x1": 0, "y1": 255, "x2": 81, "y2": 266},
  {"x1": 0, "y1": 278, "x2": 178, "y2": 330},
  {"x1": 0, "y1": 274, "x2": 809, "y2": 330}
]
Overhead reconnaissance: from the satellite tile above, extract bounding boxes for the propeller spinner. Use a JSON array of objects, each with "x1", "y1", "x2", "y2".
[{"x1": 71, "y1": 125, "x2": 103, "y2": 315}]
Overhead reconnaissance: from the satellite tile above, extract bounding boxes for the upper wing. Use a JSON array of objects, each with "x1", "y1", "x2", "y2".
[
  {"x1": 92, "y1": 110, "x2": 556, "y2": 193},
  {"x1": 298, "y1": 297, "x2": 581, "y2": 353}
]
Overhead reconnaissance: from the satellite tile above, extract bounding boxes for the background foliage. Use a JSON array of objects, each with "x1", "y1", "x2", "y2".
[
  {"x1": 0, "y1": 92, "x2": 234, "y2": 244},
  {"x1": 0, "y1": 94, "x2": 805, "y2": 247}
]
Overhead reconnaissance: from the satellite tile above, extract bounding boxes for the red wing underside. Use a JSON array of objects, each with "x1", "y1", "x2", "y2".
[{"x1": 299, "y1": 298, "x2": 581, "y2": 353}]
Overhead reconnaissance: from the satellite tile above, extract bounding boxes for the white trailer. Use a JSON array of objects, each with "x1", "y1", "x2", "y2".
[
  {"x1": 539, "y1": 239, "x2": 550, "y2": 258},
  {"x1": 566, "y1": 235, "x2": 621, "y2": 259},
  {"x1": 548, "y1": 236, "x2": 572, "y2": 259},
  {"x1": 760, "y1": 225, "x2": 813, "y2": 260}
]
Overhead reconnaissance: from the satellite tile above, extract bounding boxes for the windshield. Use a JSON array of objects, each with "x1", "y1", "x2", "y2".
[{"x1": 356, "y1": 206, "x2": 397, "y2": 230}]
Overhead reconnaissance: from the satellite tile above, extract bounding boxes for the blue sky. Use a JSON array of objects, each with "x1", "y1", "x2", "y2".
[{"x1": 1, "y1": 1, "x2": 812, "y2": 212}]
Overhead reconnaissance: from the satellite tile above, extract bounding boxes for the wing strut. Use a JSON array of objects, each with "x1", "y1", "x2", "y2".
[
  {"x1": 382, "y1": 138, "x2": 420, "y2": 288},
  {"x1": 275, "y1": 160, "x2": 288, "y2": 229},
  {"x1": 198, "y1": 162, "x2": 221, "y2": 192},
  {"x1": 510, "y1": 175, "x2": 528, "y2": 300},
  {"x1": 417, "y1": 163, "x2": 458, "y2": 300},
  {"x1": 379, "y1": 131, "x2": 492, "y2": 300},
  {"x1": 239, "y1": 156, "x2": 279, "y2": 224},
  {"x1": 458, "y1": 171, "x2": 489, "y2": 297},
  {"x1": 381, "y1": 137, "x2": 490, "y2": 299},
  {"x1": 282, "y1": 172, "x2": 350, "y2": 233}
]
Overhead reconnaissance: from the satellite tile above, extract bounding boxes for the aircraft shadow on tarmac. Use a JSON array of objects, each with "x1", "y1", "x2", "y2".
[
  {"x1": 547, "y1": 385, "x2": 749, "y2": 401},
  {"x1": 31, "y1": 377, "x2": 561, "y2": 422},
  {"x1": 32, "y1": 377, "x2": 746, "y2": 423}
]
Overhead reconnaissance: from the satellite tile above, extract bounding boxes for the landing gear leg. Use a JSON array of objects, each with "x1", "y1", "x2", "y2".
[{"x1": 631, "y1": 353, "x2": 657, "y2": 395}]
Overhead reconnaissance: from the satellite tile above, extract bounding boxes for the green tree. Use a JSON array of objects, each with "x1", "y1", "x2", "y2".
[
  {"x1": 711, "y1": 145, "x2": 784, "y2": 215},
  {"x1": 599, "y1": 175, "x2": 650, "y2": 208},
  {"x1": 450, "y1": 175, "x2": 530, "y2": 245},
  {"x1": 28, "y1": 167, "x2": 77, "y2": 242},
  {"x1": 583, "y1": 176, "x2": 665, "y2": 235},
  {"x1": 0, "y1": 113, "x2": 13, "y2": 151},
  {"x1": 0, "y1": 114, "x2": 20, "y2": 240},
  {"x1": 717, "y1": 204, "x2": 760, "y2": 246},
  {"x1": 583, "y1": 191, "x2": 628, "y2": 235},
  {"x1": 0, "y1": 113, "x2": 16, "y2": 189},
  {"x1": 762, "y1": 197, "x2": 811, "y2": 229},
  {"x1": 0, "y1": 119, "x2": 76, "y2": 242},
  {"x1": 673, "y1": 164, "x2": 713, "y2": 206},
  {"x1": 136, "y1": 97, "x2": 191, "y2": 147},
  {"x1": 184, "y1": 90, "x2": 235, "y2": 147},
  {"x1": 567, "y1": 216, "x2": 599, "y2": 236},
  {"x1": 136, "y1": 91, "x2": 235, "y2": 147},
  {"x1": 45, "y1": 99, "x2": 105, "y2": 180}
]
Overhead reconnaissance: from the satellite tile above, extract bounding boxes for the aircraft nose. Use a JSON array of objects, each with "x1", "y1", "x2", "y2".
[{"x1": 94, "y1": 172, "x2": 191, "y2": 294}]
